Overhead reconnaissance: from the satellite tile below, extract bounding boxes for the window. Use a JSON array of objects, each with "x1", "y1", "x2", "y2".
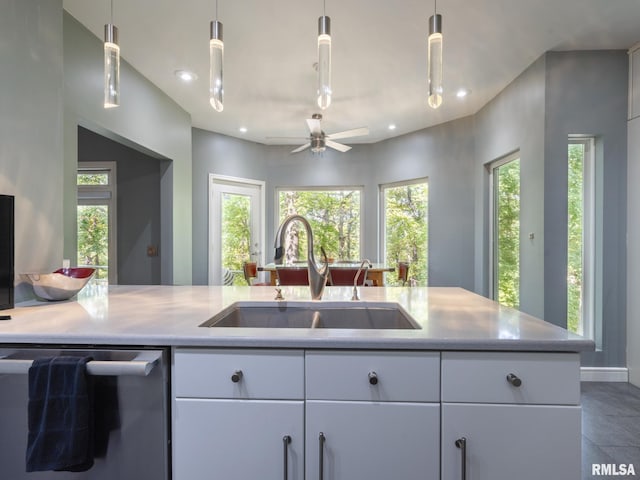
[
  {"x1": 490, "y1": 153, "x2": 520, "y2": 309},
  {"x1": 276, "y1": 187, "x2": 362, "y2": 263},
  {"x1": 380, "y1": 179, "x2": 428, "y2": 286},
  {"x1": 567, "y1": 137, "x2": 595, "y2": 337},
  {"x1": 77, "y1": 162, "x2": 117, "y2": 284}
]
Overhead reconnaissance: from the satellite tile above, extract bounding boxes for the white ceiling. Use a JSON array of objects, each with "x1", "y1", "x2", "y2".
[{"x1": 63, "y1": 0, "x2": 640, "y2": 146}]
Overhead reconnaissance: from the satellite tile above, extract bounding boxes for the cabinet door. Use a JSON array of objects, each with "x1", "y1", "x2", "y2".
[
  {"x1": 174, "y1": 399, "x2": 304, "y2": 480},
  {"x1": 442, "y1": 403, "x2": 581, "y2": 480},
  {"x1": 306, "y1": 400, "x2": 440, "y2": 480}
]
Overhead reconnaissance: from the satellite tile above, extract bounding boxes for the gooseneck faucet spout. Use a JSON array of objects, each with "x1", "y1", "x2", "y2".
[
  {"x1": 352, "y1": 259, "x2": 372, "y2": 301},
  {"x1": 274, "y1": 215, "x2": 330, "y2": 300}
]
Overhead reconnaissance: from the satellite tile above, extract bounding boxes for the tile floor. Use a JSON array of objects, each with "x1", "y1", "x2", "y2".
[{"x1": 582, "y1": 382, "x2": 640, "y2": 479}]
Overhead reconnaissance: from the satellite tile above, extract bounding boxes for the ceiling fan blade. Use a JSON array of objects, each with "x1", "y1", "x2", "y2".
[
  {"x1": 326, "y1": 127, "x2": 369, "y2": 140},
  {"x1": 266, "y1": 136, "x2": 310, "y2": 141},
  {"x1": 306, "y1": 118, "x2": 322, "y2": 135},
  {"x1": 325, "y1": 140, "x2": 352, "y2": 152},
  {"x1": 291, "y1": 143, "x2": 311, "y2": 154}
]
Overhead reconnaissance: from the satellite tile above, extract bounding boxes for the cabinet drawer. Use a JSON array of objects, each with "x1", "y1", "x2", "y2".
[
  {"x1": 173, "y1": 348, "x2": 304, "y2": 399},
  {"x1": 441, "y1": 352, "x2": 580, "y2": 405},
  {"x1": 306, "y1": 351, "x2": 440, "y2": 402}
]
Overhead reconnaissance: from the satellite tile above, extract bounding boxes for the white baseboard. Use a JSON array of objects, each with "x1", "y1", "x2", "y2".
[{"x1": 580, "y1": 367, "x2": 629, "y2": 382}]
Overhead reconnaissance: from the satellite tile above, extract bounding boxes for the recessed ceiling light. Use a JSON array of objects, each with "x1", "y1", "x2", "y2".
[
  {"x1": 456, "y1": 88, "x2": 471, "y2": 98},
  {"x1": 175, "y1": 70, "x2": 198, "y2": 82},
  {"x1": 388, "y1": 124, "x2": 397, "y2": 130},
  {"x1": 239, "y1": 127, "x2": 248, "y2": 133}
]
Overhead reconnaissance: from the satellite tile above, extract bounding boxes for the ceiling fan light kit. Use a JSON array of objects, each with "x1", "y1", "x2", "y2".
[
  {"x1": 288, "y1": 113, "x2": 368, "y2": 154},
  {"x1": 103, "y1": 0, "x2": 120, "y2": 109}
]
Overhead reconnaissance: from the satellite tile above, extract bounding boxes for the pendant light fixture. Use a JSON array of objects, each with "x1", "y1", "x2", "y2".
[
  {"x1": 104, "y1": 0, "x2": 120, "y2": 108},
  {"x1": 427, "y1": 0, "x2": 443, "y2": 109},
  {"x1": 209, "y1": 0, "x2": 224, "y2": 112},
  {"x1": 317, "y1": 0, "x2": 332, "y2": 110}
]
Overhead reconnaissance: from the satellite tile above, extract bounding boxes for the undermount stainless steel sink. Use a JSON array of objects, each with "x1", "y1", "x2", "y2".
[{"x1": 199, "y1": 302, "x2": 420, "y2": 329}]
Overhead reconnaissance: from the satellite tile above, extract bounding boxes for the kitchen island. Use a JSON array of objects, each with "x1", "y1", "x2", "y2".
[
  {"x1": 0, "y1": 286, "x2": 594, "y2": 480},
  {"x1": 0, "y1": 285, "x2": 591, "y2": 351}
]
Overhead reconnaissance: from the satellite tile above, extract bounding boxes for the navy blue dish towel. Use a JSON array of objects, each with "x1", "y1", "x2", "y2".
[{"x1": 26, "y1": 356, "x2": 94, "y2": 472}]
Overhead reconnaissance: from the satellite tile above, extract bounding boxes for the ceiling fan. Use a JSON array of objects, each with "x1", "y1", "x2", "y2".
[{"x1": 288, "y1": 114, "x2": 369, "y2": 154}]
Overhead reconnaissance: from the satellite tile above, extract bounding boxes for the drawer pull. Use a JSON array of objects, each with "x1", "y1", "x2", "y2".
[
  {"x1": 318, "y1": 432, "x2": 325, "y2": 480},
  {"x1": 283, "y1": 435, "x2": 291, "y2": 480},
  {"x1": 231, "y1": 370, "x2": 243, "y2": 383},
  {"x1": 506, "y1": 373, "x2": 522, "y2": 387},
  {"x1": 368, "y1": 371, "x2": 379, "y2": 385},
  {"x1": 455, "y1": 437, "x2": 467, "y2": 480}
]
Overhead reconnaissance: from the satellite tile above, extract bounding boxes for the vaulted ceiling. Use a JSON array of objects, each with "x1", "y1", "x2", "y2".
[{"x1": 64, "y1": 0, "x2": 640, "y2": 145}]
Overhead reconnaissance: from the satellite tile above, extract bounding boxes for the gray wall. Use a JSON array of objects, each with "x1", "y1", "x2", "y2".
[
  {"x1": 63, "y1": 12, "x2": 193, "y2": 285},
  {"x1": 78, "y1": 128, "x2": 162, "y2": 285},
  {"x1": 544, "y1": 51, "x2": 628, "y2": 367},
  {"x1": 193, "y1": 116, "x2": 476, "y2": 291},
  {"x1": 371, "y1": 117, "x2": 475, "y2": 290},
  {"x1": 191, "y1": 128, "x2": 268, "y2": 285},
  {"x1": 191, "y1": 51, "x2": 628, "y2": 369},
  {"x1": 474, "y1": 56, "x2": 547, "y2": 319},
  {"x1": 0, "y1": 1, "x2": 64, "y2": 302}
]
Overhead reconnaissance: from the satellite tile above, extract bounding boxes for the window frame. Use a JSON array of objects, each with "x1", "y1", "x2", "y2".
[
  {"x1": 488, "y1": 151, "x2": 521, "y2": 306},
  {"x1": 275, "y1": 185, "x2": 365, "y2": 262},
  {"x1": 568, "y1": 136, "x2": 596, "y2": 339},
  {"x1": 77, "y1": 161, "x2": 117, "y2": 284},
  {"x1": 379, "y1": 177, "x2": 429, "y2": 285}
]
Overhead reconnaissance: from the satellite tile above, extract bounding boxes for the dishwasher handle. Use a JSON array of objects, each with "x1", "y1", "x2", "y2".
[{"x1": 0, "y1": 351, "x2": 161, "y2": 377}]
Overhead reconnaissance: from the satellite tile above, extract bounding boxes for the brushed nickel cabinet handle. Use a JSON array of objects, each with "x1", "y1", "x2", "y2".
[
  {"x1": 283, "y1": 435, "x2": 291, "y2": 480},
  {"x1": 231, "y1": 370, "x2": 243, "y2": 383},
  {"x1": 318, "y1": 432, "x2": 326, "y2": 480},
  {"x1": 506, "y1": 373, "x2": 522, "y2": 387},
  {"x1": 455, "y1": 437, "x2": 467, "y2": 480}
]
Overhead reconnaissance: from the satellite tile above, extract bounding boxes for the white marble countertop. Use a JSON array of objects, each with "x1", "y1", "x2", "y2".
[{"x1": 0, "y1": 285, "x2": 594, "y2": 352}]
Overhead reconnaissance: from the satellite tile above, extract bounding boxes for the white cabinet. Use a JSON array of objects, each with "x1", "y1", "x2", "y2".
[
  {"x1": 172, "y1": 348, "x2": 582, "y2": 480},
  {"x1": 441, "y1": 352, "x2": 582, "y2": 480},
  {"x1": 305, "y1": 351, "x2": 441, "y2": 480},
  {"x1": 629, "y1": 116, "x2": 640, "y2": 387},
  {"x1": 174, "y1": 399, "x2": 304, "y2": 480},
  {"x1": 306, "y1": 401, "x2": 440, "y2": 480},
  {"x1": 441, "y1": 403, "x2": 580, "y2": 480},
  {"x1": 173, "y1": 349, "x2": 305, "y2": 480},
  {"x1": 173, "y1": 348, "x2": 440, "y2": 480}
]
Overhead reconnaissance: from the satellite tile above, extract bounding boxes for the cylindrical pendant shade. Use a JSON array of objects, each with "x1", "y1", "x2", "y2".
[
  {"x1": 317, "y1": 16, "x2": 332, "y2": 110},
  {"x1": 209, "y1": 20, "x2": 224, "y2": 112},
  {"x1": 427, "y1": 14, "x2": 443, "y2": 109},
  {"x1": 104, "y1": 24, "x2": 120, "y2": 108}
]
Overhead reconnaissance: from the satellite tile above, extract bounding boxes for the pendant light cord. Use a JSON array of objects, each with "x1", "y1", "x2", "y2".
[
  {"x1": 434, "y1": 0, "x2": 437, "y2": 15},
  {"x1": 323, "y1": 0, "x2": 326, "y2": 16},
  {"x1": 215, "y1": 0, "x2": 218, "y2": 21},
  {"x1": 110, "y1": 0, "x2": 113, "y2": 24}
]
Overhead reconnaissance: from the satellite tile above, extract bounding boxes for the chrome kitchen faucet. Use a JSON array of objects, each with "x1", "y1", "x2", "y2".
[{"x1": 274, "y1": 215, "x2": 329, "y2": 300}]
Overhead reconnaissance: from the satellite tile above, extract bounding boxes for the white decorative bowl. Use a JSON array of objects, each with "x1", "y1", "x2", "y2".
[{"x1": 26, "y1": 268, "x2": 96, "y2": 301}]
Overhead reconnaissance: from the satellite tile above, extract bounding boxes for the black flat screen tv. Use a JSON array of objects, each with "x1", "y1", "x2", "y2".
[{"x1": 0, "y1": 195, "x2": 14, "y2": 310}]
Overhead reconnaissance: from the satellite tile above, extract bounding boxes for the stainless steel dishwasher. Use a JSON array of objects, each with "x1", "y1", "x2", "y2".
[{"x1": 0, "y1": 347, "x2": 169, "y2": 479}]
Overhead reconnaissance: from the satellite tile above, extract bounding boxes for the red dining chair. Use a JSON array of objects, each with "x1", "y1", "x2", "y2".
[
  {"x1": 275, "y1": 267, "x2": 309, "y2": 286},
  {"x1": 398, "y1": 262, "x2": 410, "y2": 286},
  {"x1": 328, "y1": 268, "x2": 367, "y2": 286},
  {"x1": 242, "y1": 261, "x2": 269, "y2": 286}
]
